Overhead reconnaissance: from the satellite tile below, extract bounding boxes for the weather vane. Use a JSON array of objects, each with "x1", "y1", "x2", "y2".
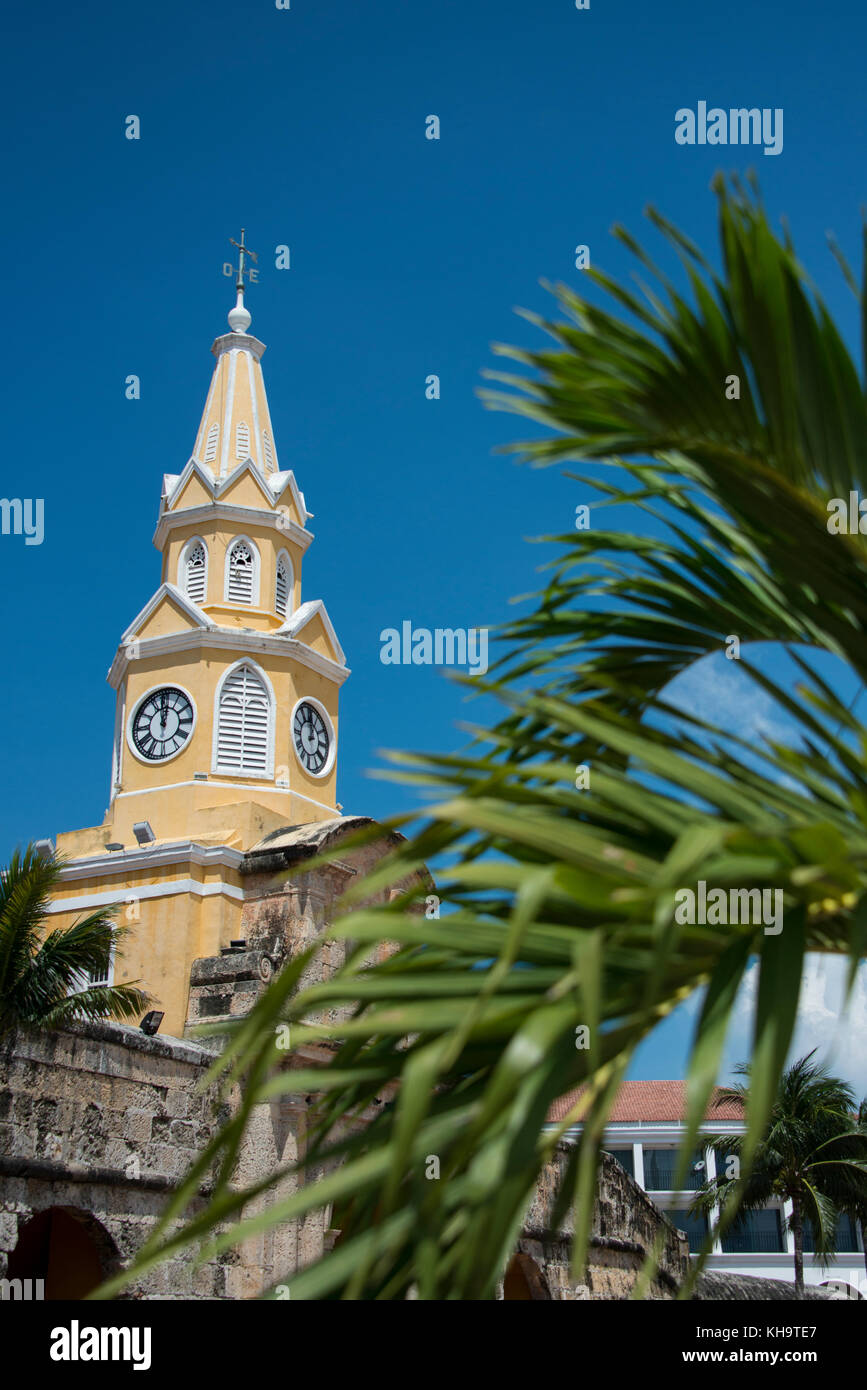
[{"x1": 222, "y1": 228, "x2": 259, "y2": 290}]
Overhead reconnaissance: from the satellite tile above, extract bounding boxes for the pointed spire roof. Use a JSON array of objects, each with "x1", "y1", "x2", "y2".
[{"x1": 192, "y1": 230, "x2": 281, "y2": 481}]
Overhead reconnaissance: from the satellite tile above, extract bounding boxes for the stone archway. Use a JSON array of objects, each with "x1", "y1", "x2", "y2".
[
  {"x1": 503, "y1": 1251, "x2": 552, "y2": 1300},
  {"x1": 7, "y1": 1206, "x2": 122, "y2": 1300}
]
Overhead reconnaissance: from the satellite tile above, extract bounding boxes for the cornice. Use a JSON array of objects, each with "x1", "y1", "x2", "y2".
[
  {"x1": 56, "y1": 840, "x2": 246, "y2": 881},
  {"x1": 152, "y1": 502, "x2": 313, "y2": 553},
  {"x1": 107, "y1": 623, "x2": 350, "y2": 690}
]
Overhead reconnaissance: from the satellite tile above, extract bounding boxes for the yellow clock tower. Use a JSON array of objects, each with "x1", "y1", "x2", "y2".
[{"x1": 47, "y1": 234, "x2": 350, "y2": 1035}]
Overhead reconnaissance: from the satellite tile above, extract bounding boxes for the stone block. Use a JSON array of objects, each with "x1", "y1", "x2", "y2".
[{"x1": 123, "y1": 1109, "x2": 153, "y2": 1144}]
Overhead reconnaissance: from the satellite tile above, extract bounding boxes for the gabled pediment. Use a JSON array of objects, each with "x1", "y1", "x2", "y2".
[
  {"x1": 163, "y1": 459, "x2": 218, "y2": 513},
  {"x1": 217, "y1": 458, "x2": 276, "y2": 510},
  {"x1": 162, "y1": 456, "x2": 304, "y2": 520},
  {"x1": 277, "y1": 599, "x2": 345, "y2": 665},
  {"x1": 269, "y1": 470, "x2": 311, "y2": 525},
  {"x1": 121, "y1": 583, "x2": 211, "y2": 645}
]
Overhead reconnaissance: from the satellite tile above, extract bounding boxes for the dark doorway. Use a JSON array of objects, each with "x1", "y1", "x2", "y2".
[
  {"x1": 8, "y1": 1207, "x2": 118, "y2": 1300},
  {"x1": 503, "y1": 1251, "x2": 552, "y2": 1300}
]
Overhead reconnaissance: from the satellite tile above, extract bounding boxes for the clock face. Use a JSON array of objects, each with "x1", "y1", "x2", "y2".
[
  {"x1": 293, "y1": 700, "x2": 331, "y2": 775},
  {"x1": 131, "y1": 686, "x2": 195, "y2": 761}
]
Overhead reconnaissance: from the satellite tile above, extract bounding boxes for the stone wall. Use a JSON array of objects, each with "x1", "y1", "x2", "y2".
[
  {"x1": 0, "y1": 817, "x2": 418, "y2": 1300},
  {"x1": 184, "y1": 817, "x2": 423, "y2": 1041},
  {"x1": 0, "y1": 1020, "x2": 333, "y2": 1299},
  {"x1": 508, "y1": 1146, "x2": 690, "y2": 1299}
]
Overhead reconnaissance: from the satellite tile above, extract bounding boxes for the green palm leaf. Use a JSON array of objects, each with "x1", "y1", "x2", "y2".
[{"x1": 99, "y1": 177, "x2": 867, "y2": 1300}]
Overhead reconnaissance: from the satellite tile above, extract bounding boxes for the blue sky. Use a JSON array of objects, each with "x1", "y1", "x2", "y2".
[{"x1": 1, "y1": 0, "x2": 865, "y2": 1085}]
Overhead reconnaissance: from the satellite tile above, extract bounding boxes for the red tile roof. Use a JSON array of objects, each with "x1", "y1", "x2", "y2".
[{"x1": 548, "y1": 1080, "x2": 745, "y2": 1124}]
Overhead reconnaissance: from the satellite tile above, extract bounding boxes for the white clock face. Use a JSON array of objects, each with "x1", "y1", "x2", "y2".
[
  {"x1": 292, "y1": 700, "x2": 331, "y2": 775},
  {"x1": 131, "y1": 686, "x2": 195, "y2": 761}
]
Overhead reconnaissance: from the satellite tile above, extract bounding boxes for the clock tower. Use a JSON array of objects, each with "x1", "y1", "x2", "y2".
[{"x1": 48, "y1": 236, "x2": 351, "y2": 1035}]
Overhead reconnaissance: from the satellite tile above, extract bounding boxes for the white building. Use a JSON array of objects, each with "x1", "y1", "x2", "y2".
[{"x1": 550, "y1": 1081, "x2": 865, "y2": 1296}]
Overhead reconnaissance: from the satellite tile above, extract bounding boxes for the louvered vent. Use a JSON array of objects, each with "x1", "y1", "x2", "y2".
[
  {"x1": 262, "y1": 430, "x2": 274, "y2": 471},
  {"x1": 216, "y1": 664, "x2": 270, "y2": 774},
  {"x1": 275, "y1": 558, "x2": 289, "y2": 616},
  {"x1": 185, "y1": 542, "x2": 207, "y2": 604},
  {"x1": 227, "y1": 540, "x2": 254, "y2": 604},
  {"x1": 204, "y1": 422, "x2": 219, "y2": 463},
  {"x1": 235, "y1": 421, "x2": 250, "y2": 460}
]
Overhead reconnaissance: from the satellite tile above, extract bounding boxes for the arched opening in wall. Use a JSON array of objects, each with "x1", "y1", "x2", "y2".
[
  {"x1": 503, "y1": 1251, "x2": 552, "y2": 1300},
  {"x1": 7, "y1": 1207, "x2": 121, "y2": 1300}
]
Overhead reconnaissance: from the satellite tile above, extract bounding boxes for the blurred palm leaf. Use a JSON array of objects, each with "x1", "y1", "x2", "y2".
[{"x1": 100, "y1": 177, "x2": 867, "y2": 1301}]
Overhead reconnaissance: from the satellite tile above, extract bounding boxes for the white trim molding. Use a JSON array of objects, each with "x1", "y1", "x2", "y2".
[
  {"x1": 108, "y1": 625, "x2": 350, "y2": 691},
  {"x1": 155, "y1": 455, "x2": 312, "y2": 542},
  {"x1": 47, "y1": 877, "x2": 245, "y2": 915},
  {"x1": 153, "y1": 499, "x2": 313, "y2": 556},
  {"x1": 120, "y1": 582, "x2": 211, "y2": 648},
  {"x1": 56, "y1": 840, "x2": 245, "y2": 882},
  {"x1": 112, "y1": 779, "x2": 339, "y2": 814},
  {"x1": 277, "y1": 599, "x2": 346, "y2": 666}
]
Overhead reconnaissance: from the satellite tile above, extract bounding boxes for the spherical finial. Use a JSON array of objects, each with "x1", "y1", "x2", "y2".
[{"x1": 228, "y1": 297, "x2": 251, "y2": 335}]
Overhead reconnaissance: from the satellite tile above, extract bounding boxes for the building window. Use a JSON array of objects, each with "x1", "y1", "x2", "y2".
[
  {"x1": 181, "y1": 538, "x2": 207, "y2": 605},
  {"x1": 203, "y1": 421, "x2": 219, "y2": 463},
  {"x1": 643, "y1": 1147, "x2": 706, "y2": 1192},
  {"x1": 225, "y1": 538, "x2": 258, "y2": 605},
  {"x1": 666, "y1": 1208, "x2": 709, "y2": 1255},
  {"x1": 803, "y1": 1213, "x2": 861, "y2": 1253},
  {"x1": 214, "y1": 662, "x2": 272, "y2": 776},
  {"x1": 721, "y1": 1209, "x2": 785, "y2": 1254},
  {"x1": 603, "y1": 1147, "x2": 635, "y2": 1179},
  {"x1": 70, "y1": 945, "x2": 114, "y2": 994},
  {"x1": 263, "y1": 430, "x2": 274, "y2": 471},
  {"x1": 275, "y1": 551, "x2": 292, "y2": 617}
]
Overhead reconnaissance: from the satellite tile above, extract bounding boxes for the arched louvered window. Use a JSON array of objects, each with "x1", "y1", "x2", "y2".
[
  {"x1": 204, "y1": 422, "x2": 219, "y2": 463},
  {"x1": 235, "y1": 421, "x2": 250, "y2": 460},
  {"x1": 275, "y1": 551, "x2": 292, "y2": 617},
  {"x1": 182, "y1": 538, "x2": 207, "y2": 605},
  {"x1": 214, "y1": 662, "x2": 272, "y2": 776},
  {"x1": 225, "y1": 537, "x2": 258, "y2": 605},
  {"x1": 262, "y1": 430, "x2": 274, "y2": 471}
]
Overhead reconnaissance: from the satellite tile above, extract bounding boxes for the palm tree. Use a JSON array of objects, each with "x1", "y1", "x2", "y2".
[
  {"x1": 690, "y1": 1054, "x2": 867, "y2": 1293},
  {"x1": 0, "y1": 845, "x2": 150, "y2": 1034},
  {"x1": 824, "y1": 1095, "x2": 867, "y2": 1279},
  {"x1": 99, "y1": 176, "x2": 867, "y2": 1301}
]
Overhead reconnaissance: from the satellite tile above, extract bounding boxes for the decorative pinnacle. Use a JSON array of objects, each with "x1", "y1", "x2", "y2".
[{"x1": 226, "y1": 228, "x2": 258, "y2": 334}]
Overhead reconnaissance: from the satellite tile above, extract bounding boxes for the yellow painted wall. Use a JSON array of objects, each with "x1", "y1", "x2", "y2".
[{"x1": 47, "y1": 861, "x2": 246, "y2": 1038}]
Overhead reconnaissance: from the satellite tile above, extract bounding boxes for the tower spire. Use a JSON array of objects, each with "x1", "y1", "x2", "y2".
[
  {"x1": 192, "y1": 230, "x2": 278, "y2": 478},
  {"x1": 226, "y1": 227, "x2": 258, "y2": 335}
]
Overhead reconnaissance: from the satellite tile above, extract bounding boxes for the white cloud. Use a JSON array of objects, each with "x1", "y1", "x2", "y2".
[
  {"x1": 722, "y1": 955, "x2": 867, "y2": 1097},
  {"x1": 664, "y1": 651, "x2": 787, "y2": 745}
]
